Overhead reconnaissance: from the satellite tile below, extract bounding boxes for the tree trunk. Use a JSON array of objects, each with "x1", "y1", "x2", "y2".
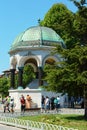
[{"x1": 84, "y1": 86, "x2": 87, "y2": 118}]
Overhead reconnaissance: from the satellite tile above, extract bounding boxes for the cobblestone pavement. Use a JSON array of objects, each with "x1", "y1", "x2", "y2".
[
  {"x1": 0, "y1": 124, "x2": 24, "y2": 130},
  {"x1": 0, "y1": 108, "x2": 85, "y2": 118}
]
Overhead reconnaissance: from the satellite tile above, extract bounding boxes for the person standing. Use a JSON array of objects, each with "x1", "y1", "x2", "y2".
[
  {"x1": 54, "y1": 96, "x2": 60, "y2": 112},
  {"x1": 10, "y1": 98, "x2": 14, "y2": 113},
  {"x1": 50, "y1": 96, "x2": 55, "y2": 110},
  {"x1": 3, "y1": 98, "x2": 10, "y2": 113},
  {"x1": 25, "y1": 95, "x2": 31, "y2": 109},
  {"x1": 41, "y1": 95, "x2": 45, "y2": 109},
  {"x1": 57, "y1": 96, "x2": 60, "y2": 108},
  {"x1": 54, "y1": 97, "x2": 58, "y2": 112},
  {"x1": 20, "y1": 95, "x2": 25, "y2": 114},
  {"x1": 45, "y1": 96, "x2": 50, "y2": 113}
]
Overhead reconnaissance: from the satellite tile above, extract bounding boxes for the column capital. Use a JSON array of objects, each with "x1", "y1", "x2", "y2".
[
  {"x1": 10, "y1": 68, "x2": 16, "y2": 72},
  {"x1": 18, "y1": 66, "x2": 24, "y2": 70}
]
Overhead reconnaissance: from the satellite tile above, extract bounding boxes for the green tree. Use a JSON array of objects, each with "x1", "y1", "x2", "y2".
[
  {"x1": 44, "y1": 45, "x2": 87, "y2": 118},
  {"x1": 40, "y1": 3, "x2": 75, "y2": 48},
  {"x1": 40, "y1": 1, "x2": 87, "y2": 48},
  {"x1": 0, "y1": 77, "x2": 10, "y2": 97},
  {"x1": 43, "y1": 0, "x2": 87, "y2": 117},
  {"x1": 70, "y1": 0, "x2": 87, "y2": 46},
  {"x1": 23, "y1": 64, "x2": 35, "y2": 87}
]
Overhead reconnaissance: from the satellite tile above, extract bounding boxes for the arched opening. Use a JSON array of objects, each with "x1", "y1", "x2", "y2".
[
  {"x1": 24, "y1": 58, "x2": 38, "y2": 78},
  {"x1": 22, "y1": 58, "x2": 39, "y2": 88},
  {"x1": 24, "y1": 58, "x2": 37, "y2": 67},
  {"x1": 23, "y1": 64, "x2": 36, "y2": 88},
  {"x1": 45, "y1": 58, "x2": 56, "y2": 65}
]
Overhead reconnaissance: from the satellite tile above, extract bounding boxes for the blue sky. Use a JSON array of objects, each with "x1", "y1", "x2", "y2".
[{"x1": 0, "y1": 0, "x2": 77, "y2": 74}]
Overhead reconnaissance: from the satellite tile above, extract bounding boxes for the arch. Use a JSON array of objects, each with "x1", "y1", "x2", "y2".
[
  {"x1": 42, "y1": 55, "x2": 60, "y2": 66},
  {"x1": 24, "y1": 62, "x2": 37, "y2": 72},
  {"x1": 18, "y1": 55, "x2": 40, "y2": 68}
]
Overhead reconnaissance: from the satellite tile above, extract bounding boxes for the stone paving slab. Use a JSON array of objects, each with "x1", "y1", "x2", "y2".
[
  {"x1": 0, "y1": 108, "x2": 85, "y2": 118},
  {"x1": 0, "y1": 124, "x2": 24, "y2": 130},
  {"x1": 58, "y1": 108, "x2": 84, "y2": 114}
]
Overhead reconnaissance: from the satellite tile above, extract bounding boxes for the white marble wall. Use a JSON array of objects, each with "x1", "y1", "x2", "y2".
[
  {"x1": 9, "y1": 88, "x2": 41, "y2": 110},
  {"x1": 9, "y1": 88, "x2": 68, "y2": 110}
]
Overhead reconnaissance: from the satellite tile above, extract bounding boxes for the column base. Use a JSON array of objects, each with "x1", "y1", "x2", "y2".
[{"x1": 17, "y1": 86, "x2": 23, "y2": 90}]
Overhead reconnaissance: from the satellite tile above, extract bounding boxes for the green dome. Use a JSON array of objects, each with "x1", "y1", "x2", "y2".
[{"x1": 10, "y1": 26, "x2": 65, "y2": 52}]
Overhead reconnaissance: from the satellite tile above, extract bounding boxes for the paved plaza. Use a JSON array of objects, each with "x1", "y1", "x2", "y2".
[
  {"x1": 0, "y1": 107, "x2": 85, "y2": 118},
  {"x1": 0, "y1": 124, "x2": 24, "y2": 130},
  {"x1": 0, "y1": 107, "x2": 85, "y2": 130}
]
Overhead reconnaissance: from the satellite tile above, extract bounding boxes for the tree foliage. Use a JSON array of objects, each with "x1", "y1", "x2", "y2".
[
  {"x1": 72, "y1": 0, "x2": 87, "y2": 46},
  {"x1": 40, "y1": 1, "x2": 87, "y2": 48},
  {"x1": 23, "y1": 64, "x2": 35, "y2": 87},
  {"x1": 0, "y1": 77, "x2": 10, "y2": 97},
  {"x1": 45, "y1": 44, "x2": 87, "y2": 117},
  {"x1": 40, "y1": 3, "x2": 75, "y2": 48},
  {"x1": 44, "y1": 45, "x2": 87, "y2": 96}
]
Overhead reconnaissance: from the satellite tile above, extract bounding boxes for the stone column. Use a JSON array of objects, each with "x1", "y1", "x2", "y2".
[
  {"x1": 10, "y1": 69, "x2": 15, "y2": 89},
  {"x1": 38, "y1": 66, "x2": 43, "y2": 86},
  {"x1": 18, "y1": 67, "x2": 23, "y2": 87},
  {"x1": 35, "y1": 71, "x2": 38, "y2": 79}
]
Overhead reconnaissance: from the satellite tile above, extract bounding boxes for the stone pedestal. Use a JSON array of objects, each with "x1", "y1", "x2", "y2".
[
  {"x1": 9, "y1": 88, "x2": 41, "y2": 110},
  {"x1": 9, "y1": 87, "x2": 68, "y2": 110}
]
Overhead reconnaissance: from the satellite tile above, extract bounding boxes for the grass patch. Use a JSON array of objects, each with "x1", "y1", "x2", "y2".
[{"x1": 18, "y1": 114, "x2": 87, "y2": 130}]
